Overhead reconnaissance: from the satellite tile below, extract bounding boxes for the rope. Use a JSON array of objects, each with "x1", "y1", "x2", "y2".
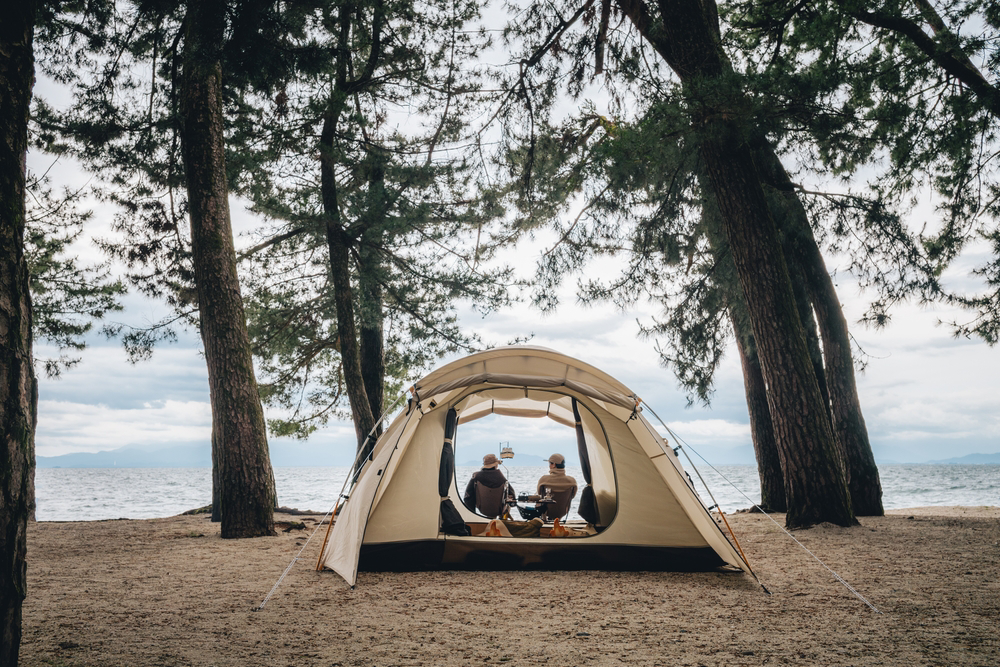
[
  {"x1": 665, "y1": 427, "x2": 882, "y2": 615},
  {"x1": 255, "y1": 502, "x2": 337, "y2": 611},
  {"x1": 258, "y1": 392, "x2": 408, "y2": 609},
  {"x1": 641, "y1": 402, "x2": 755, "y2": 570}
]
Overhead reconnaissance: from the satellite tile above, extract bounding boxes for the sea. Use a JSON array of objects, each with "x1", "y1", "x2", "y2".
[{"x1": 33, "y1": 464, "x2": 999, "y2": 522}]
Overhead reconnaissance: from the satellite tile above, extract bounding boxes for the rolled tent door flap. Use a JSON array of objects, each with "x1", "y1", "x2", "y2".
[
  {"x1": 573, "y1": 398, "x2": 600, "y2": 525},
  {"x1": 573, "y1": 398, "x2": 593, "y2": 484},
  {"x1": 439, "y1": 408, "x2": 468, "y2": 535}
]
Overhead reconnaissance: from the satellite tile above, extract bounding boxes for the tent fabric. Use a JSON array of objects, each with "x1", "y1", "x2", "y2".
[
  {"x1": 438, "y1": 409, "x2": 458, "y2": 497},
  {"x1": 418, "y1": 372, "x2": 637, "y2": 411},
  {"x1": 415, "y1": 346, "x2": 634, "y2": 398},
  {"x1": 573, "y1": 398, "x2": 593, "y2": 484},
  {"x1": 319, "y1": 346, "x2": 752, "y2": 586},
  {"x1": 438, "y1": 409, "x2": 468, "y2": 535},
  {"x1": 577, "y1": 485, "x2": 599, "y2": 525}
]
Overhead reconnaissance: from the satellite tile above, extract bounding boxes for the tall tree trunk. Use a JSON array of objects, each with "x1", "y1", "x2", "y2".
[
  {"x1": 701, "y1": 173, "x2": 787, "y2": 511},
  {"x1": 0, "y1": 1, "x2": 38, "y2": 661},
  {"x1": 731, "y1": 314, "x2": 786, "y2": 511},
  {"x1": 180, "y1": 0, "x2": 276, "y2": 538},
  {"x1": 359, "y1": 153, "x2": 387, "y2": 434},
  {"x1": 786, "y1": 255, "x2": 832, "y2": 420},
  {"x1": 320, "y1": 110, "x2": 377, "y2": 454},
  {"x1": 622, "y1": 0, "x2": 856, "y2": 527},
  {"x1": 358, "y1": 255, "x2": 384, "y2": 432},
  {"x1": 315, "y1": 0, "x2": 385, "y2": 458},
  {"x1": 806, "y1": 257, "x2": 883, "y2": 514},
  {"x1": 700, "y1": 130, "x2": 853, "y2": 527},
  {"x1": 757, "y1": 151, "x2": 885, "y2": 515}
]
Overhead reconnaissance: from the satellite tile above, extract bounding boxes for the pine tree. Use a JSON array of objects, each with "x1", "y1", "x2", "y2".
[
  {"x1": 178, "y1": 0, "x2": 276, "y2": 537},
  {"x1": 24, "y1": 170, "x2": 125, "y2": 378},
  {"x1": 1, "y1": 1, "x2": 40, "y2": 661},
  {"x1": 727, "y1": 0, "x2": 1000, "y2": 340},
  {"x1": 230, "y1": 0, "x2": 516, "y2": 451},
  {"x1": 34, "y1": 0, "x2": 286, "y2": 537},
  {"x1": 496, "y1": 0, "x2": 860, "y2": 526}
]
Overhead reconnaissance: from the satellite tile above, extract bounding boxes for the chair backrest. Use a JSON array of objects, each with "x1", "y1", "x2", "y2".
[
  {"x1": 474, "y1": 481, "x2": 508, "y2": 518},
  {"x1": 541, "y1": 487, "x2": 575, "y2": 522}
]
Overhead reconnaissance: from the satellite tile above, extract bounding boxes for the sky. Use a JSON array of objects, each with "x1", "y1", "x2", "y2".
[
  {"x1": 30, "y1": 194, "x2": 1000, "y2": 466},
  {"x1": 25, "y1": 62, "x2": 1000, "y2": 469}
]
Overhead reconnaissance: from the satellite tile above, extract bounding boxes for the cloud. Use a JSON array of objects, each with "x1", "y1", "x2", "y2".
[
  {"x1": 29, "y1": 223, "x2": 1000, "y2": 466},
  {"x1": 661, "y1": 418, "x2": 751, "y2": 444},
  {"x1": 37, "y1": 333, "x2": 209, "y2": 411},
  {"x1": 36, "y1": 399, "x2": 212, "y2": 456}
]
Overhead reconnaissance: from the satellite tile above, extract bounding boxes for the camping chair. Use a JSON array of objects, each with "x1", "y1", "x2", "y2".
[
  {"x1": 474, "y1": 481, "x2": 512, "y2": 519},
  {"x1": 539, "y1": 487, "x2": 575, "y2": 522}
]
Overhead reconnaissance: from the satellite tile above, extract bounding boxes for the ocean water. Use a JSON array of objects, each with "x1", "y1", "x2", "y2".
[{"x1": 33, "y1": 464, "x2": 999, "y2": 522}]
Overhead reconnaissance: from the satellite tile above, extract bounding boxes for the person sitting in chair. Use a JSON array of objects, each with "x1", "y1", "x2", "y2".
[
  {"x1": 463, "y1": 453, "x2": 515, "y2": 518},
  {"x1": 536, "y1": 453, "x2": 577, "y2": 519},
  {"x1": 519, "y1": 453, "x2": 578, "y2": 521}
]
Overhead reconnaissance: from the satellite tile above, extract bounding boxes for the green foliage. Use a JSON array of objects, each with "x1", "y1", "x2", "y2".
[
  {"x1": 230, "y1": 0, "x2": 521, "y2": 436},
  {"x1": 489, "y1": 0, "x2": 1000, "y2": 412},
  {"x1": 33, "y1": 0, "x2": 194, "y2": 357},
  {"x1": 24, "y1": 168, "x2": 125, "y2": 377},
  {"x1": 726, "y1": 0, "x2": 1000, "y2": 337},
  {"x1": 32, "y1": 0, "x2": 521, "y2": 435},
  {"x1": 488, "y1": 4, "x2": 744, "y2": 402},
  {"x1": 32, "y1": 1, "x2": 327, "y2": 360}
]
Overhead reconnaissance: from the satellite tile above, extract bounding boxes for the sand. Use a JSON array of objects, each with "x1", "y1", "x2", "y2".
[{"x1": 19, "y1": 506, "x2": 1000, "y2": 666}]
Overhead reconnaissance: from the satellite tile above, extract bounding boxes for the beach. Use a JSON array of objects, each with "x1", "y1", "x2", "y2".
[{"x1": 20, "y1": 506, "x2": 999, "y2": 666}]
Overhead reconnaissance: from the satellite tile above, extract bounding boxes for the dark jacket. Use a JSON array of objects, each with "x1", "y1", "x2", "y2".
[{"x1": 463, "y1": 467, "x2": 515, "y2": 512}]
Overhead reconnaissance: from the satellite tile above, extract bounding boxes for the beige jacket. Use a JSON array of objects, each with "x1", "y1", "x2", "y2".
[{"x1": 536, "y1": 469, "x2": 578, "y2": 497}]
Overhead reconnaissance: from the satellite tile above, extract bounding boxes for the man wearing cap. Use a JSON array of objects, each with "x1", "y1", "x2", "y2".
[
  {"x1": 463, "y1": 453, "x2": 516, "y2": 518},
  {"x1": 532, "y1": 453, "x2": 578, "y2": 520}
]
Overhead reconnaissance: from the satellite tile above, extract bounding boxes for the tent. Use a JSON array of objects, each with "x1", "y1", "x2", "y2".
[{"x1": 317, "y1": 346, "x2": 753, "y2": 586}]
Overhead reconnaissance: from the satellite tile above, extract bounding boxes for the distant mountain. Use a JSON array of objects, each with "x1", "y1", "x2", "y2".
[
  {"x1": 36, "y1": 440, "x2": 353, "y2": 468},
  {"x1": 926, "y1": 452, "x2": 1000, "y2": 465},
  {"x1": 37, "y1": 443, "x2": 210, "y2": 468},
  {"x1": 43, "y1": 442, "x2": 995, "y2": 468}
]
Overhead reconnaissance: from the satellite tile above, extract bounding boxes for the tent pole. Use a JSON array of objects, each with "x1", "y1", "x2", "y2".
[{"x1": 715, "y1": 507, "x2": 752, "y2": 571}]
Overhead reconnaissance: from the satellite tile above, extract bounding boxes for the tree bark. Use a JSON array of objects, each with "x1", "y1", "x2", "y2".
[
  {"x1": 315, "y1": 0, "x2": 385, "y2": 457},
  {"x1": 806, "y1": 260, "x2": 884, "y2": 514},
  {"x1": 358, "y1": 244, "x2": 385, "y2": 436},
  {"x1": 1, "y1": 1, "x2": 38, "y2": 662},
  {"x1": 359, "y1": 154, "x2": 387, "y2": 434},
  {"x1": 701, "y1": 174, "x2": 787, "y2": 511},
  {"x1": 320, "y1": 110, "x2": 377, "y2": 454},
  {"x1": 786, "y1": 254, "x2": 832, "y2": 421},
  {"x1": 699, "y1": 131, "x2": 854, "y2": 527},
  {"x1": 756, "y1": 151, "x2": 885, "y2": 515},
  {"x1": 623, "y1": 0, "x2": 856, "y2": 527},
  {"x1": 180, "y1": 0, "x2": 276, "y2": 538},
  {"x1": 731, "y1": 315, "x2": 786, "y2": 511}
]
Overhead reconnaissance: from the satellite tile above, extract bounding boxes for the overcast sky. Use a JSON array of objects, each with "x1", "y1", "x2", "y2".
[
  {"x1": 26, "y1": 62, "x2": 1000, "y2": 467},
  {"x1": 31, "y1": 194, "x2": 1000, "y2": 465}
]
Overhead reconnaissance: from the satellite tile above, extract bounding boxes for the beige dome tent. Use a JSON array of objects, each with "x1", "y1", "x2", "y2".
[{"x1": 317, "y1": 346, "x2": 754, "y2": 587}]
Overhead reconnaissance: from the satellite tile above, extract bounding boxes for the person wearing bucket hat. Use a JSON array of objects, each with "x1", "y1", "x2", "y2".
[{"x1": 462, "y1": 452, "x2": 515, "y2": 518}]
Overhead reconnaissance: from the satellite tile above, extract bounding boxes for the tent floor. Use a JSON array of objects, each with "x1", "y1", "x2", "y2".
[{"x1": 358, "y1": 539, "x2": 731, "y2": 572}]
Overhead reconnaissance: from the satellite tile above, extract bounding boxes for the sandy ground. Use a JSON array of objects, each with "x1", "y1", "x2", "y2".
[{"x1": 19, "y1": 506, "x2": 1000, "y2": 666}]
